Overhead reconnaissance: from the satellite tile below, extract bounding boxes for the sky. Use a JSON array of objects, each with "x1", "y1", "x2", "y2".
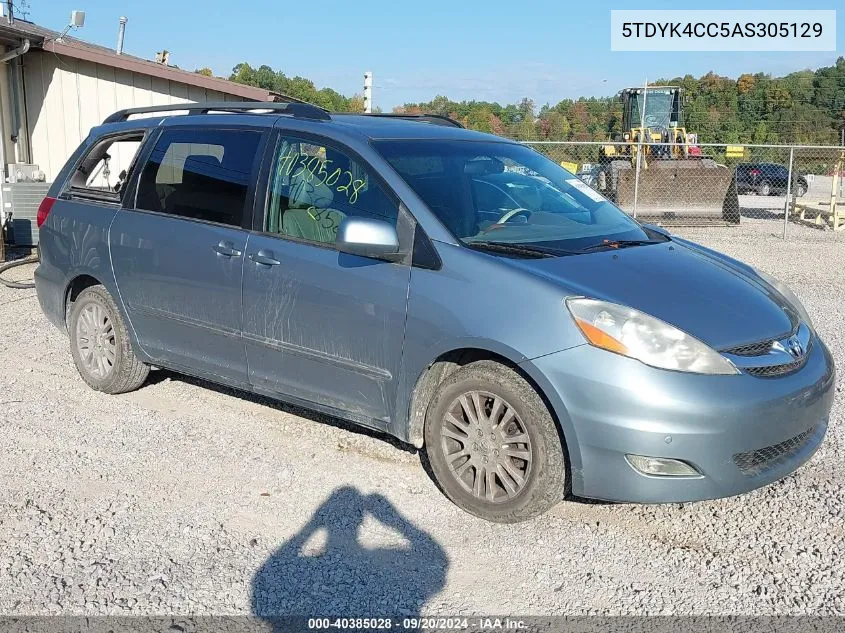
[{"x1": 21, "y1": 0, "x2": 845, "y2": 110}]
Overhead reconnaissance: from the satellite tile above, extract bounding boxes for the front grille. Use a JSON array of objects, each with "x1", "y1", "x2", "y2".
[
  {"x1": 745, "y1": 357, "x2": 807, "y2": 377},
  {"x1": 724, "y1": 339, "x2": 776, "y2": 357},
  {"x1": 733, "y1": 425, "x2": 818, "y2": 476}
]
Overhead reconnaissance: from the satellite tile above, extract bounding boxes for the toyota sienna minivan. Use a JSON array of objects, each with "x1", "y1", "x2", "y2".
[{"x1": 34, "y1": 102, "x2": 835, "y2": 522}]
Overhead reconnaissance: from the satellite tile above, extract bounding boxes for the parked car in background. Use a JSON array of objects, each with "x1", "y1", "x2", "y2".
[
  {"x1": 735, "y1": 162, "x2": 808, "y2": 197},
  {"x1": 34, "y1": 103, "x2": 835, "y2": 522}
]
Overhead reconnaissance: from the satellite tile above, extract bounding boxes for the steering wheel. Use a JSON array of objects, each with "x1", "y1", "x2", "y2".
[{"x1": 481, "y1": 207, "x2": 531, "y2": 234}]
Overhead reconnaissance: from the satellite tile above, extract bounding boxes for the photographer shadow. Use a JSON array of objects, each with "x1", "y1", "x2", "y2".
[{"x1": 251, "y1": 487, "x2": 448, "y2": 629}]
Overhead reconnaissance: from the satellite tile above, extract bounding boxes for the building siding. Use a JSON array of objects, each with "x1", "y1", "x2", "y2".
[{"x1": 22, "y1": 50, "x2": 249, "y2": 182}]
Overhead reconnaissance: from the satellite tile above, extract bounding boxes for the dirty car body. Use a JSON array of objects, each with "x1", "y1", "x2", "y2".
[{"x1": 34, "y1": 104, "x2": 835, "y2": 520}]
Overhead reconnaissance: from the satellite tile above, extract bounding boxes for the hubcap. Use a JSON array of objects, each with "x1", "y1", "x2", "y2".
[
  {"x1": 440, "y1": 390, "x2": 533, "y2": 503},
  {"x1": 76, "y1": 303, "x2": 116, "y2": 379}
]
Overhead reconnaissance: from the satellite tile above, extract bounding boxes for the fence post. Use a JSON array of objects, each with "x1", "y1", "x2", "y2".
[
  {"x1": 632, "y1": 146, "x2": 642, "y2": 219},
  {"x1": 631, "y1": 79, "x2": 648, "y2": 219},
  {"x1": 783, "y1": 146, "x2": 794, "y2": 239}
]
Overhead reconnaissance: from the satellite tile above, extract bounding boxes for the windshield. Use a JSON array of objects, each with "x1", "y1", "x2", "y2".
[
  {"x1": 631, "y1": 90, "x2": 675, "y2": 129},
  {"x1": 374, "y1": 140, "x2": 659, "y2": 253}
]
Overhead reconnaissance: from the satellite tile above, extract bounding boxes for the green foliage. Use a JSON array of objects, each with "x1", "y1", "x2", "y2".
[
  {"x1": 400, "y1": 57, "x2": 845, "y2": 144},
  {"x1": 229, "y1": 63, "x2": 364, "y2": 112},
  {"x1": 227, "y1": 58, "x2": 845, "y2": 144}
]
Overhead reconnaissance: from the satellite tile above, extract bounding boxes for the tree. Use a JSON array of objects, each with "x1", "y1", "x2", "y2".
[
  {"x1": 229, "y1": 62, "x2": 361, "y2": 112},
  {"x1": 229, "y1": 58, "x2": 845, "y2": 144},
  {"x1": 195, "y1": 67, "x2": 214, "y2": 77},
  {"x1": 517, "y1": 97, "x2": 535, "y2": 122}
]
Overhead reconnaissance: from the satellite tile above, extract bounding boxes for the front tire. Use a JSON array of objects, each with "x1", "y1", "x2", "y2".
[
  {"x1": 424, "y1": 361, "x2": 566, "y2": 523},
  {"x1": 758, "y1": 179, "x2": 772, "y2": 196},
  {"x1": 68, "y1": 285, "x2": 149, "y2": 394}
]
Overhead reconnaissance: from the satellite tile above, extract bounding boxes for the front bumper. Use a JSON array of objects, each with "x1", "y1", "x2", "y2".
[{"x1": 524, "y1": 335, "x2": 835, "y2": 503}]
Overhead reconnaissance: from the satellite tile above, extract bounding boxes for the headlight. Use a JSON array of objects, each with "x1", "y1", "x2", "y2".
[
  {"x1": 754, "y1": 269, "x2": 813, "y2": 329},
  {"x1": 565, "y1": 298, "x2": 738, "y2": 375}
]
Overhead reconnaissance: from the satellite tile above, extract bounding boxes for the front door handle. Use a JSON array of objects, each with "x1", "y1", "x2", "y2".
[
  {"x1": 249, "y1": 249, "x2": 281, "y2": 266},
  {"x1": 213, "y1": 240, "x2": 242, "y2": 257}
]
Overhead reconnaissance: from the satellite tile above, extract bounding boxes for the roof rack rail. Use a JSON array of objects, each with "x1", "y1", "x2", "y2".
[
  {"x1": 335, "y1": 113, "x2": 464, "y2": 128},
  {"x1": 102, "y1": 101, "x2": 331, "y2": 124}
]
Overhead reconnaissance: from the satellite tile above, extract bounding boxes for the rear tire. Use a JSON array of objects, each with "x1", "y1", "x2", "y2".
[
  {"x1": 68, "y1": 285, "x2": 149, "y2": 394},
  {"x1": 795, "y1": 181, "x2": 807, "y2": 197},
  {"x1": 758, "y1": 179, "x2": 772, "y2": 196},
  {"x1": 424, "y1": 360, "x2": 566, "y2": 523}
]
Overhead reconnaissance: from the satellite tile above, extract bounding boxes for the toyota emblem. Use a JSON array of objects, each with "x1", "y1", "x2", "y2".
[{"x1": 787, "y1": 336, "x2": 803, "y2": 358}]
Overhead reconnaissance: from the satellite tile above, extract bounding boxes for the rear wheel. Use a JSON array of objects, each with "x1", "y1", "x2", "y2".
[
  {"x1": 758, "y1": 179, "x2": 772, "y2": 196},
  {"x1": 69, "y1": 285, "x2": 149, "y2": 394},
  {"x1": 424, "y1": 360, "x2": 566, "y2": 523},
  {"x1": 795, "y1": 181, "x2": 807, "y2": 197}
]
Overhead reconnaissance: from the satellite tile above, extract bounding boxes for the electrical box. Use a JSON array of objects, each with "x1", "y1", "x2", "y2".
[{"x1": 6, "y1": 164, "x2": 46, "y2": 183}]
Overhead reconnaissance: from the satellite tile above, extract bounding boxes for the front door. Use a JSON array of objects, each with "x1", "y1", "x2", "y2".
[
  {"x1": 242, "y1": 134, "x2": 411, "y2": 427},
  {"x1": 109, "y1": 126, "x2": 264, "y2": 385}
]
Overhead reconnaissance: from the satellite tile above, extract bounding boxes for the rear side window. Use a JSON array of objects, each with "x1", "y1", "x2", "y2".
[
  {"x1": 66, "y1": 132, "x2": 145, "y2": 202},
  {"x1": 136, "y1": 128, "x2": 261, "y2": 226}
]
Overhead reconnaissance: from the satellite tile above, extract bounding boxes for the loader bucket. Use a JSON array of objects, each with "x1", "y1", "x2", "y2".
[{"x1": 615, "y1": 161, "x2": 740, "y2": 226}]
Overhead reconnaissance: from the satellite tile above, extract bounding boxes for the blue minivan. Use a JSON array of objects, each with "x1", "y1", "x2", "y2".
[{"x1": 35, "y1": 102, "x2": 835, "y2": 522}]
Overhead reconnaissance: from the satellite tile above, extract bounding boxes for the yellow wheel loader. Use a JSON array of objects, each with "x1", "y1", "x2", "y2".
[{"x1": 597, "y1": 86, "x2": 739, "y2": 225}]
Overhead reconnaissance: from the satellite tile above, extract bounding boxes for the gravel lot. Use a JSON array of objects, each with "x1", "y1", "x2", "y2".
[{"x1": 0, "y1": 219, "x2": 843, "y2": 617}]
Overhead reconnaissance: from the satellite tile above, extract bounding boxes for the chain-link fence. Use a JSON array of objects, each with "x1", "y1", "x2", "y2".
[{"x1": 523, "y1": 141, "x2": 845, "y2": 237}]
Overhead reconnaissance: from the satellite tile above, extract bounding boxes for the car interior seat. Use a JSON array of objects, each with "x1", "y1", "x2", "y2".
[
  {"x1": 283, "y1": 167, "x2": 346, "y2": 243},
  {"x1": 163, "y1": 155, "x2": 245, "y2": 224}
]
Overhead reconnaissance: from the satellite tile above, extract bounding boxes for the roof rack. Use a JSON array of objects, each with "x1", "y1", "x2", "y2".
[
  {"x1": 337, "y1": 113, "x2": 464, "y2": 128},
  {"x1": 102, "y1": 101, "x2": 331, "y2": 124}
]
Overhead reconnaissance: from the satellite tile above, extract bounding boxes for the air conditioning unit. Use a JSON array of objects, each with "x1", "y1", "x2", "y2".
[{"x1": 6, "y1": 163, "x2": 47, "y2": 183}]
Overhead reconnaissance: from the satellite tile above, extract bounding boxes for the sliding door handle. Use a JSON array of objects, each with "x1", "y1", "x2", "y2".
[{"x1": 249, "y1": 250, "x2": 281, "y2": 266}]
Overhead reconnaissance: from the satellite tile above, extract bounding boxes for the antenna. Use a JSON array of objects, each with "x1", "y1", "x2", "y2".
[{"x1": 56, "y1": 10, "x2": 85, "y2": 42}]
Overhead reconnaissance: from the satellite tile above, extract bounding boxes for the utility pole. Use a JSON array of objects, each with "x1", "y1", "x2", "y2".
[{"x1": 363, "y1": 72, "x2": 372, "y2": 114}]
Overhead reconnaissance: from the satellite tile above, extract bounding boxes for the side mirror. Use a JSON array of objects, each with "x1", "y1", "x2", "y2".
[{"x1": 336, "y1": 216, "x2": 401, "y2": 260}]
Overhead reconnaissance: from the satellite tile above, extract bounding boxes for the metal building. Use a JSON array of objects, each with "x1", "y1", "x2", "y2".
[{"x1": 0, "y1": 14, "x2": 281, "y2": 246}]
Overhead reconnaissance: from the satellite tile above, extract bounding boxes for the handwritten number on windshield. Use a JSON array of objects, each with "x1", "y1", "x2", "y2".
[{"x1": 277, "y1": 147, "x2": 367, "y2": 205}]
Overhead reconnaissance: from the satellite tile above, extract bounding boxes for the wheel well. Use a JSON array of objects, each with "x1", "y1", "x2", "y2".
[
  {"x1": 64, "y1": 275, "x2": 101, "y2": 327},
  {"x1": 407, "y1": 348, "x2": 557, "y2": 448}
]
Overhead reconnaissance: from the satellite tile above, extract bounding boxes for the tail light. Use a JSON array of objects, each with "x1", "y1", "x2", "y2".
[
  {"x1": 36, "y1": 196, "x2": 57, "y2": 228},
  {"x1": 750, "y1": 169, "x2": 761, "y2": 177}
]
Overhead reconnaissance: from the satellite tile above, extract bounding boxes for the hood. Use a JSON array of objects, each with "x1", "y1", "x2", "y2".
[{"x1": 511, "y1": 240, "x2": 795, "y2": 350}]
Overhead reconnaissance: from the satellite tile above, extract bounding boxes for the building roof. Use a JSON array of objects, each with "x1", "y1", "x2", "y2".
[{"x1": 0, "y1": 17, "x2": 283, "y2": 102}]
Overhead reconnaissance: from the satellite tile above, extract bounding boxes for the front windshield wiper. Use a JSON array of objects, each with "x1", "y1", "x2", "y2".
[
  {"x1": 578, "y1": 239, "x2": 663, "y2": 253},
  {"x1": 464, "y1": 241, "x2": 575, "y2": 258}
]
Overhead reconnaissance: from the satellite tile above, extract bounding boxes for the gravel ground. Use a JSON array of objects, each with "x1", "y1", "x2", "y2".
[{"x1": 0, "y1": 219, "x2": 843, "y2": 617}]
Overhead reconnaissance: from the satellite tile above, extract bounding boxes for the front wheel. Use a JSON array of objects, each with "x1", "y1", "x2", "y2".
[
  {"x1": 758, "y1": 179, "x2": 772, "y2": 196},
  {"x1": 68, "y1": 285, "x2": 149, "y2": 394},
  {"x1": 424, "y1": 361, "x2": 567, "y2": 523}
]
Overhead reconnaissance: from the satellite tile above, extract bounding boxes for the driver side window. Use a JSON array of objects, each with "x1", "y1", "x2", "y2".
[{"x1": 266, "y1": 136, "x2": 398, "y2": 246}]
